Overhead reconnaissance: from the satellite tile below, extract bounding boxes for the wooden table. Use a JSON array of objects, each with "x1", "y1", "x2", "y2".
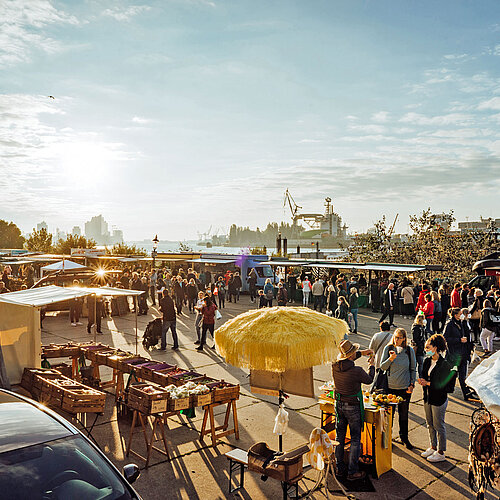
[
  {"x1": 200, "y1": 399, "x2": 239, "y2": 447},
  {"x1": 126, "y1": 409, "x2": 173, "y2": 467}
]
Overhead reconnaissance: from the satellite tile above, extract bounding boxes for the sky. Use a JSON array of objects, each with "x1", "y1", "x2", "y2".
[{"x1": 1, "y1": 0, "x2": 500, "y2": 240}]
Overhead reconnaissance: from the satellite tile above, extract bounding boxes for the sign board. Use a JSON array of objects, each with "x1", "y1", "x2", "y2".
[
  {"x1": 171, "y1": 397, "x2": 190, "y2": 411},
  {"x1": 151, "y1": 399, "x2": 168, "y2": 414},
  {"x1": 250, "y1": 368, "x2": 315, "y2": 399},
  {"x1": 196, "y1": 393, "x2": 212, "y2": 407},
  {"x1": 71, "y1": 248, "x2": 106, "y2": 257}
]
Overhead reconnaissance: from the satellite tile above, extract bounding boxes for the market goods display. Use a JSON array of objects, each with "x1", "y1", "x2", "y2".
[
  {"x1": 370, "y1": 393, "x2": 404, "y2": 406},
  {"x1": 41, "y1": 342, "x2": 241, "y2": 411},
  {"x1": 21, "y1": 368, "x2": 106, "y2": 413}
]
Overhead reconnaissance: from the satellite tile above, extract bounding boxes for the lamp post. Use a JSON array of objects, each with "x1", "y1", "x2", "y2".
[{"x1": 152, "y1": 234, "x2": 159, "y2": 269}]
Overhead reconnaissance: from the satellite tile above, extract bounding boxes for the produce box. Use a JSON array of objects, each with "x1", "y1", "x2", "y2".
[
  {"x1": 40, "y1": 377, "x2": 82, "y2": 407},
  {"x1": 169, "y1": 371, "x2": 204, "y2": 386},
  {"x1": 208, "y1": 381, "x2": 240, "y2": 403},
  {"x1": 42, "y1": 344, "x2": 81, "y2": 358},
  {"x1": 21, "y1": 368, "x2": 61, "y2": 395},
  {"x1": 118, "y1": 357, "x2": 146, "y2": 373},
  {"x1": 151, "y1": 366, "x2": 176, "y2": 386},
  {"x1": 84, "y1": 344, "x2": 113, "y2": 362},
  {"x1": 168, "y1": 396, "x2": 190, "y2": 411},
  {"x1": 190, "y1": 392, "x2": 213, "y2": 407},
  {"x1": 135, "y1": 362, "x2": 163, "y2": 381},
  {"x1": 128, "y1": 383, "x2": 170, "y2": 415},
  {"x1": 50, "y1": 363, "x2": 72, "y2": 378},
  {"x1": 94, "y1": 349, "x2": 118, "y2": 365},
  {"x1": 61, "y1": 386, "x2": 106, "y2": 414}
]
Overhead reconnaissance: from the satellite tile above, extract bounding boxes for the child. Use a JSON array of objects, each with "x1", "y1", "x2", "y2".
[{"x1": 258, "y1": 289, "x2": 267, "y2": 309}]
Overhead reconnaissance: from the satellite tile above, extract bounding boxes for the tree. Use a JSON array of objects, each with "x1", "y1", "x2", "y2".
[
  {"x1": 25, "y1": 228, "x2": 53, "y2": 252},
  {"x1": 0, "y1": 220, "x2": 25, "y2": 248},
  {"x1": 106, "y1": 243, "x2": 146, "y2": 256},
  {"x1": 53, "y1": 234, "x2": 96, "y2": 255}
]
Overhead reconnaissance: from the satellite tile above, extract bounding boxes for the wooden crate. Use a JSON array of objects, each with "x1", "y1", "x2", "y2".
[
  {"x1": 117, "y1": 357, "x2": 146, "y2": 373},
  {"x1": 61, "y1": 387, "x2": 106, "y2": 414},
  {"x1": 51, "y1": 363, "x2": 72, "y2": 378},
  {"x1": 135, "y1": 362, "x2": 162, "y2": 381},
  {"x1": 128, "y1": 384, "x2": 169, "y2": 415},
  {"x1": 209, "y1": 382, "x2": 240, "y2": 403},
  {"x1": 190, "y1": 392, "x2": 213, "y2": 407},
  {"x1": 84, "y1": 344, "x2": 111, "y2": 362},
  {"x1": 40, "y1": 378, "x2": 81, "y2": 407},
  {"x1": 94, "y1": 349, "x2": 117, "y2": 365},
  {"x1": 151, "y1": 366, "x2": 176, "y2": 386},
  {"x1": 105, "y1": 353, "x2": 131, "y2": 370},
  {"x1": 168, "y1": 396, "x2": 191, "y2": 411},
  {"x1": 169, "y1": 371, "x2": 204, "y2": 387},
  {"x1": 21, "y1": 368, "x2": 61, "y2": 394}
]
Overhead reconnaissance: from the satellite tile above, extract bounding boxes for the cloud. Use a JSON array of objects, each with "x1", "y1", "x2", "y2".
[
  {"x1": 399, "y1": 112, "x2": 472, "y2": 126},
  {"x1": 0, "y1": 0, "x2": 78, "y2": 68},
  {"x1": 348, "y1": 124, "x2": 386, "y2": 134},
  {"x1": 0, "y1": 93, "x2": 135, "y2": 222},
  {"x1": 477, "y1": 97, "x2": 500, "y2": 111},
  {"x1": 298, "y1": 139, "x2": 322, "y2": 143},
  {"x1": 371, "y1": 111, "x2": 389, "y2": 123},
  {"x1": 101, "y1": 5, "x2": 151, "y2": 22},
  {"x1": 131, "y1": 116, "x2": 152, "y2": 124},
  {"x1": 443, "y1": 53, "x2": 468, "y2": 60}
]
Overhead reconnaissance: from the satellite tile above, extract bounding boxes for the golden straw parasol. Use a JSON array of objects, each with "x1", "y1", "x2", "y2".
[
  {"x1": 215, "y1": 306, "x2": 348, "y2": 373},
  {"x1": 215, "y1": 306, "x2": 348, "y2": 451}
]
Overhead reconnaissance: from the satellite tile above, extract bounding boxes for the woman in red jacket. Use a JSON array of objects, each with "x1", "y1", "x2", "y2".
[
  {"x1": 420, "y1": 293, "x2": 435, "y2": 336},
  {"x1": 196, "y1": 295, "x2": 218, "y2": 351}
]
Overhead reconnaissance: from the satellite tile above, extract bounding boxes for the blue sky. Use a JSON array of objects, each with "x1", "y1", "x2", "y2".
[{"x1": 1, "y1": 0, "x2": 499, "y2": 240}]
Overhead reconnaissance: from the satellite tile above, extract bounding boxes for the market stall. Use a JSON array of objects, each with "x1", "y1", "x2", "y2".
[{"x1": 318, "y1": 390, "x2": 394, "y2": 478}]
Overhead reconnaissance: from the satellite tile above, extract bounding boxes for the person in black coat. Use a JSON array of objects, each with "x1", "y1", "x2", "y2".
[
  {"x1": 443, "y1": 307, "x2": 474, "y2": 400},
  {"x1": 417, "y1": 334, "x2": 456, "y2": 462},
  {"x1": 379, "y1": 283, "x2": 396, "y2": 326},
  {"x1": 411, "y1": 314, "x2": 427, "y2": 376}
]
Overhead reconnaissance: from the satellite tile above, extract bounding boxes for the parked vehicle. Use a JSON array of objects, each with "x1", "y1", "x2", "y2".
[
  {"x1": 0, "y1": 389, "x2": 142, "y2": 500},
  {"x1": 469, "y1": 252, "x2": 500, "y2": 292}
]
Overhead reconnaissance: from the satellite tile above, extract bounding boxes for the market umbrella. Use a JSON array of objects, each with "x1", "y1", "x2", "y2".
[{"x1": 215, "y1": 306, "x2": 348, "y2": 450}]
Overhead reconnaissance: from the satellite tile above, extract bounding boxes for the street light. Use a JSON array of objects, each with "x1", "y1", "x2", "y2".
[{"x1": 152, "y1": 234, "x2": 159, "y2": 268}]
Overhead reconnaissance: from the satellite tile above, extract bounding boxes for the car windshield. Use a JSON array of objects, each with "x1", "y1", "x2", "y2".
[
  {"x1": 255, "y1": 266, "x2": 274, "y2": 278},
  {"x1": 0, "y1": 434, "x2": 135, "y2": 500}
]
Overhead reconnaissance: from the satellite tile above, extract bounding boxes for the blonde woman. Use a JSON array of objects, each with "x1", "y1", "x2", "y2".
[{"x1": 380, "y1": 328, "x2": 417, "y2": 449}]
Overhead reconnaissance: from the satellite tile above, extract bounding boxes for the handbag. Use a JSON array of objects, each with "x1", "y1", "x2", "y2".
[
  {"x1": 371, "y1": 369, "x2": 389, "y2": 394},
  {"x1": 215, "y1": 309, "x2": 222, "y2": 321}
]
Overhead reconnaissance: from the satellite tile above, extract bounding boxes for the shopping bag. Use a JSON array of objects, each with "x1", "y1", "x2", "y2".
[
  {"x1": 370, "y1": 368, "x2": 389, "y2": 394},
  {"x1": 215, "y1": 309, "x2": 222, "y2": 321}
]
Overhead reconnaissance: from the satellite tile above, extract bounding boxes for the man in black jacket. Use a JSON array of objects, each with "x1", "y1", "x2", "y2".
[
  {"x1": 159, "y1": 290, "x2": 179, "y2": 350},
  {"x1": 248, "y1": 269, "x2": 258, "y2": 302},
  {"x1": 379, "y1": 283, "x2": 396, "y2": 327},
  {"x1": 332, "y1": 340, "x2": 374, "y2": 481}
]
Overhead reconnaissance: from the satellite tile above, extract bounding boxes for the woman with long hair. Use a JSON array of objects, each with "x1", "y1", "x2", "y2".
[
  {"x1": 411, "y1": 314, "x2": 427, "y2": 377},
  {"x1": 418, "y1": 334, "x2": 454, "y2": 463},
  {"x1": 469, "y1": 288, "x2": 484, "y2": 344},
  {"x1": 380, "y1": 328, "x2": 417, "y2": 449}
]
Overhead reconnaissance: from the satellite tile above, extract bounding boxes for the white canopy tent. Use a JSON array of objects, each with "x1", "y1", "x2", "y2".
[
  {"x1": 0, "y1": 285, "x2": 144, "y2": 386},
  {"x1": 40, "y1": 260, "x2": 86, "y2": 277}
]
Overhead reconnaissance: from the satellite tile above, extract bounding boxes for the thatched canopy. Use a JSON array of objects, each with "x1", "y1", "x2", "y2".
[{"x1": 214, "y1": 306, "x2": 348, "y2": 373}]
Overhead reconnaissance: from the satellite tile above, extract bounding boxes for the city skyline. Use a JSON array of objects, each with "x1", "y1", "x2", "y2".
[{"x1": 2, "y1": 1, "x2": 500, "y2": 240}]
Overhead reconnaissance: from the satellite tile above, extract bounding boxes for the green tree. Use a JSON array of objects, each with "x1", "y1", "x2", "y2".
[
  {"x1": 25, "y1": 228, "x2": 53, "y2": 252},
  {"x1": 53, "y1": 234, "x2": 96, "y2": 255},
  {"x1": 0, "y1": 220, "x2": 25, "y2": 248},
  {"x1": 106, "y1": 243, "x2": 146, "y2": 256}
]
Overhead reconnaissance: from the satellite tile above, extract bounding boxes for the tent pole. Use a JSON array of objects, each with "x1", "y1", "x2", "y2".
[
  {"x1": 278, "y1": 374, "x2": 283, "y2": 452},
  {"x1": 135, "y1": 296, "x2": 138, "y2": 355},
  {"x1": 93, "y1": 294, "x2": 97, "y2": 344}
]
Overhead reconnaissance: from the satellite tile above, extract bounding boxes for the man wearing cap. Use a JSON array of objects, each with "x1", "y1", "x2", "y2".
[{"x1": 332, "y1": 340, "x2": 375, "y2": 481}]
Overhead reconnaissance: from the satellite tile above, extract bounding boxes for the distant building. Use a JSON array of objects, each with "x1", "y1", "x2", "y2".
[
  {"x1": 84, "y1": 215, "x2": 123, "y2": 245},
  {"x1": 85, "y1": 215, "x2": 110, "y2": 245},
  {"x1": 37, "y1": 221, "x2": 48, "y2": 232},
  {"x1": 72, "y1": 226, "x2": 81, "y2": 236},
  {"x1": 430, "y1": 213, "x2": 451, "y2": 231},
  {"x1": 458, "y1": 217, "x2": 500, "y2": 234},
  {"x1": 111, "y1": 229, "x2": 124, "y2": 244},
  {"x1": 55, "y1": 228, "x2": 66, "y2": 242}
]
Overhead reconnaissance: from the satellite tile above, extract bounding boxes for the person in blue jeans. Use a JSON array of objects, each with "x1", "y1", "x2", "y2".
[
  {"x1": 332, "y1": 340, "x2": 375, "y2": 481},
  {"x1": 349, "y1": 287, "x2": 360, "y2": 333}
]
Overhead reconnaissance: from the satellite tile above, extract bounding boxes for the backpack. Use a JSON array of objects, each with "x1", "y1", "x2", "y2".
[{"x1": 266, "y1": 288, "x2": 274, "y2": 300}]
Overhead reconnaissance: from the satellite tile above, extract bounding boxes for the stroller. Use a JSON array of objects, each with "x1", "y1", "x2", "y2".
[{"x1": 142, "y1": 318, "x2": 163, "y2": 350}]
